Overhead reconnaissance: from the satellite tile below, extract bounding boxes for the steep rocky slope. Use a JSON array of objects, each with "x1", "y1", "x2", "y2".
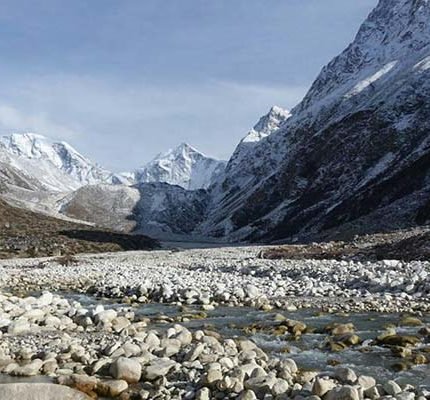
[
  {"x1": 198, "y1": 106, "x2": 291, "y2": 237},
  {"x1": 200, "y1": 0, "x2": 430, "y2": 243},
  {"x1": 132, "y1": 182, "x2": 209, "y2": 238},
  {"x1": 226, "y1": 106, "x2": 291, "y2": 174}
]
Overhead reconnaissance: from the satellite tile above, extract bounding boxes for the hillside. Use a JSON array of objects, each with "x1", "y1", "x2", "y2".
[{"x1": 0, "y1": 199, "x2": 159, "y2": 259}]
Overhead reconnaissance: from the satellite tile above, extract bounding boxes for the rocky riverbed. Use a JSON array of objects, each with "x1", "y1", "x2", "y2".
[{"x1": 0, "y1": 247, "x2": 429, "y2": 399}]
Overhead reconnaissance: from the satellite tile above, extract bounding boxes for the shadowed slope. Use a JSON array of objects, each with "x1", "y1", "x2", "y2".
[{"x1": 0, "y1": 199, "x2": 159, "y2": 259}]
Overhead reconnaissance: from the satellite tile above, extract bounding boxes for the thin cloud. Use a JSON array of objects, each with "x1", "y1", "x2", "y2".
[
  {"x1": 0, "y1": 104, "x2": 79, "y2": 139},
  {"x1": 0, "y1": 74, "x2": 308, "y2": 170}
]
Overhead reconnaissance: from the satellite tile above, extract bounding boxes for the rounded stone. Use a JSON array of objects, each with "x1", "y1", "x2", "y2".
[{"x1": 109, "y1": 357, "x2": 142, "y2": 384}]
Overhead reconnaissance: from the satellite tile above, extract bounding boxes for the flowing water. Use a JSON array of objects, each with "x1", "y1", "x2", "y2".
[
  {"x1": 1, "y1": 292, "x2": 429, "y2": 389},
  {"x1": 69, "y1": 293, "x2": 430, "y2": 388}
]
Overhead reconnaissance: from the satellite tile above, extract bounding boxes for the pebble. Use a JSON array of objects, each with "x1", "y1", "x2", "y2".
[{"x1": 0, "y1": 247, "x2": 428, "y2": 313}]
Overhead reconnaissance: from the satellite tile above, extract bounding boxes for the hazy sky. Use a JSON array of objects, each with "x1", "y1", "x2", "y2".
[{"x1": 0, "y1": 0, "x2": 377, "y2": 171}]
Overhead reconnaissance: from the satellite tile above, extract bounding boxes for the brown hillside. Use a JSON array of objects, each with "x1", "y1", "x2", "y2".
[{"x1": 0, "y1": 199, "x2": 159, "y2": 259}]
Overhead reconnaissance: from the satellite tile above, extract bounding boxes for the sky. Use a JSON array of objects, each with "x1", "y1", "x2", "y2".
[{"x1": 0, "y1": 0, "x2": 377, "y2": 171}]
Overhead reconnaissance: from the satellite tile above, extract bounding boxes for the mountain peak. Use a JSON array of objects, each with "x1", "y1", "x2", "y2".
[
  {"x1": 223, "y1": 106, "x2": 291, "y2": 177},
  {"x1": 175, "y1": 142, "x2": 201, "y2": 155},
  {"x1": 178, "y1": 142, "x2": 193, "y2": 149},
  {"x1": 0, "y1": 132, "x2": 90, "y2": 162},
  {"x1": 268, "y1": 105, "x2": 291, "y2": 117},
  {"x1": 135, "y1": 143, "x2": 225, "y2": 190},
  {"x1": 244, "y1": 105, "x2": 291, "y2": 144},
  {"x1": 202, "y1": 0, "x2": 430, "y2": 242}
]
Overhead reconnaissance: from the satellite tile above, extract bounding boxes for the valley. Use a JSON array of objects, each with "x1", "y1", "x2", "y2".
[{"x1": 0, "y1": 0, "x2": 430, "y2": 399}]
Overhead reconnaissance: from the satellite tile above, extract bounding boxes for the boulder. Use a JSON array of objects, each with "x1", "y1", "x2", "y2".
[
  {"x1": 7, "y1": 319, "x2": 31, "y2": 335},
  {"x1": 109, "y1": 357, "x2": 141, "y2": 383},
  {"x1": 111, "y1": 317, "x2": 131, "y2": 333},
  {"x1": 399, "y1": 316, "x2": 423, "y2": 327},
  {"x1": 238, "y1": 390, "x2": 257, "y2": 400},
  {"x1": 195, "y1": 387, "x2": 211, "y2": 400},
  {"x1": 0, "y1": 383, "x2": 91, "y2": 400},
  {"x1": 312, "y1": 377, "x2": 337, "y2": 397},
  {"x1": 96, "y1": 380, "x2": 128, "y2": 397},
  {"x1": 376, "y1": 334, "x2": 421, "y2": 347},
  {"x1": 95, "y1": 310, "x2": 117, "y2": 324},
  {"x1": 383, "y1": 380, "x2": 402, "y2": 396},
  {"x1": 326, "y1": 385, "x2": 360, "y2": 400},
  {"x1": 334, "y1": 367, "x2": 357, "y2": 384},
  {"x1": 245, "y1": 374, "x2": 277, "y2": 398},
  {"x1": 357, "y1": 375, "x2": 376, "y2": 391},
  {"x1": 37, "y1": 292, "x2": 54, "y2": 306},
  {"x1": 142, "y1": 358, "x2": 177, "y2": 380}
]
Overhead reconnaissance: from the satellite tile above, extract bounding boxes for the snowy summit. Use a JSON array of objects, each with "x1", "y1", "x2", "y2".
[{"x1": 135, "y1": 143, "x2": 226, "y2": 190}]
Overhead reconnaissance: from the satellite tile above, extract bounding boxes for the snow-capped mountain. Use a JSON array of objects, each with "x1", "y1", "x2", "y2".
[
  {"x1": 196, "y1": 105, "x2": 291, "y2": 237},
  {"x1": 226, "y1": 105, "x2": 291, "y2": 175},
  {"x1": 4, "y1": 0, "x2": 430, "y2": 244},
  {"x1": 135, "y1": 143, "x2": 226, "y2": 190},
  {"x1": 199, "y1": 0, "x2": 430, "y2": 242},
  {"x1": 0, "y1": 133, "x2": 123, "y2": 192},
  {"x1": 0, "y1": 133, "x2": 224, "y2": 235}
]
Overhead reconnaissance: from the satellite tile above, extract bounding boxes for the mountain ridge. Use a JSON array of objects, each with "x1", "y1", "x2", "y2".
[
  {"x1": 198, "y1": 0, "x2": 430, "y2": 242},
  {"x1": 0, "y1": 133, "x2": 124, "y2": 192}
]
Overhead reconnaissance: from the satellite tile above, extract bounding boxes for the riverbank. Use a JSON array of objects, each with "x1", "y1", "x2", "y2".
[
  {"x1": 1, "y1": 247, "x2": 429, "y2": 313},
  {"x1": 0, "y1": 247, "x2": 429, "y2": 399}
]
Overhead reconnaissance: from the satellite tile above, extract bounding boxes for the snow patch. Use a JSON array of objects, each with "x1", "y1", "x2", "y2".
[
  {"x1": 414, "y1": 56, "x2": 430, "y2": 71},
  {"x1": 345, "y1": 61, "x2": 398, "y2": 98},
  {"x1": 360, "y1": 153, "x2": 396, "y2": 188}
]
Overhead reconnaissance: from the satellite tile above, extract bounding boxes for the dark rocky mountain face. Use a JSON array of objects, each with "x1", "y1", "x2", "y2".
[
  {"x1": 133, "y1": 183, "x2": 210, "y2": 238},
  {"x1": 199, "y1": 0, "x2": 430, "y2": 243}
]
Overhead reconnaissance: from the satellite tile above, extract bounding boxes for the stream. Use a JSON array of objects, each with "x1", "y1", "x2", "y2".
[
  {"x1": 69, "y1": 293, "x2": 430, "y2": 388},
  {"x1": 1, "y1": 292, "x2": 429, "y2": 389}
]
